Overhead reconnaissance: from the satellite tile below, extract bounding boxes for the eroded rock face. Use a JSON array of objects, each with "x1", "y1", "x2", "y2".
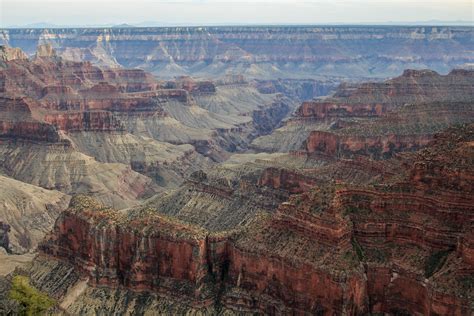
[
  {"x1": 2, "y1": 27, "x2": 472, "y2": 79},
  {"x1": 333, "y1": 69, "x2": 474, "y2": 104},
  {"x1": 0, "y1": 46, "x2": 28, "y2": 62},
  {"x1": 43, "y1": 111, "x2": 124, "y2": 132},
  {"x1": 0, "y1": 223, "x2": 10, "y2": 252},
  {"x1": 39, "y1": 194, "x2": 367, "y2": 314},
  {"x1": 35, "y1": 43, "x2": 57, "y2": 59},
  {"x1": 0, "y1": 42, "x2": 473, "y2": 315},
  {"x1": 296, "y1": 101, "x2": 385, "y2": 120},
  {"x1": 0, "y1": 175, "x2": 69, "y2": 253},
  {"x1": 304, "y1": 130, "x2": 433, "y2": 159},
  {"x1": 40, "y1": 198, "x2": 209, "y2": 298},
  {"x1": 254, "y1": 78, "x2": 339, "y2": 101},
  {"x1": 294, "y1": 70, "x2": 474, "y2": 159},
  {"x1": 0, "y1": 119, "x2": 61, "y2": 143},
  {"x1": 36, "y1": 124, "x2": 473, "y2": 315},
  {"x1": 0, "y1": 46, "x2": 297, "y2": 212},
  {"x1": 0, "y1": 47, "x2": 292, "y2": 155},
  {"x1": 253, "y1": 68, "x2": 474, "y2": 154},
  {"x1": 258, "y1": 167, "x2": 319, "y2": 194}
]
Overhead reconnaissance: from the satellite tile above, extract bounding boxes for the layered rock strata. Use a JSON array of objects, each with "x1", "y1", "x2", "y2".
[
  {"x1": 33, "y1": 124, "x2": 473, "y2": 314},
  {"x1": 253, "y1": 69, "x2": 474, "y2": 154},
  {"x1": 2, "y1": 26, "x2": 472, "y2": 79}
]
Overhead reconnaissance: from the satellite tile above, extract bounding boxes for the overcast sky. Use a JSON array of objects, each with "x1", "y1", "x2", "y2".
[{"x1": 1, "y1": 0, "x2": 473, "y2": 27}]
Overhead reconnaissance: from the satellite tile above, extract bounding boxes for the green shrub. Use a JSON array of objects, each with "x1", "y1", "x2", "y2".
[{"x1": 9, "y1": 275, "x2": 55, "y2": 316}]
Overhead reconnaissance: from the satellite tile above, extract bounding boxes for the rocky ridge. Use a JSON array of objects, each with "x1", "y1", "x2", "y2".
[
  {"x1": 252, "y1": 69, "x2": 474, "y2": 156},
  {"x1": 1, "y1": 26, "x2": 472, "y2": 79}
]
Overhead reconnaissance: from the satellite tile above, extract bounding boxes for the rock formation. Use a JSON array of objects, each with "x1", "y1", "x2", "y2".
[
  {"x1": 0, "y1": 45, "x2": 297, "y2": 206},
  {"x1": 252, "y1": 69, "x2": 474, "y2": 154},
  {"x1": 0, "y1": 222, "x2": 9, "y2": 252},
  {"x1": 0, "y1": 175, "x2": 69, "y2": 253},
  {"x1": 35, "y1": 43, "x2": 57, "y2": 59},
  {"x1": 0, "y1": 32, "x2": 472, "y2": 315},
  {"x1": 1, "y1": 26, "x2": 472, "y2": 79},
  {"x1": 0, "y1": 46, "x2": 28, "y2": 62},
  {"x1": 23, "y1": 124, "x2": 473, "y2": 314}
]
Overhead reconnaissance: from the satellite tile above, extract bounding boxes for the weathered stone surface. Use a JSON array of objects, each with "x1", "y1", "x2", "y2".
[
  {"x1": 0, "y1": 175, "x2": 69, "y2": 253},
  {"x1": 304, "y1": 130, "x2": 433, "y2": 159},
  {"x1": 0, "y1": 46, "x2": 28, "y2": 62},
  {"x1": 253, "y1": 69, "x2": 474, "y2": 154},
  {"x1": 0, "y1": 222, "x2": 10, "y2": 252}
]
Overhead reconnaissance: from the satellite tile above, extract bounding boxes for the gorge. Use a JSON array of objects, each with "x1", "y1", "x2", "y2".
[{"x1": 0, "y1": 25, "x2": 472, "y2": 315}]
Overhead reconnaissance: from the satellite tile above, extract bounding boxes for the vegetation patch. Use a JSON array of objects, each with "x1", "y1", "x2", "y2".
[{"x1": 9, "y1": 275, "x2": 55, "y2": 316}]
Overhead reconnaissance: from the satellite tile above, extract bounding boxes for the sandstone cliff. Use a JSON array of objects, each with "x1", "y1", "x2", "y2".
[
  {"x1": 27, "y1": 124, "x2": 473, "y2": 314},
  {"x1": 253, "y1": 69, "x2": 474, "y2": 154}
]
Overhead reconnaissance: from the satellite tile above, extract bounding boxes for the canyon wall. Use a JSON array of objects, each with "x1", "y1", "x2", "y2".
[
  {"x1": 304, "y1": 130, "x2": 433, "y2": 159},
  {"x1": 34, "y1": 124, "x2": 473, "y2": 314},
  {"x1": 251, "y1": 69, "x2": 474, "y2": 153},
  {"x1": 39, "y1": 195, "x2": 368, "y2": 315},
  {"x1": 1, "y1": 26, "x2": 472, "y2": 78}
]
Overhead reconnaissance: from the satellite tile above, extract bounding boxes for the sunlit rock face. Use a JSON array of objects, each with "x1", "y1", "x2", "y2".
[
  {"x1": 1, "y1": 26, "x2": 472, "y2": 79},
  {"x1": 252, "y1": 68, "x2": 474, "y2": 154}
]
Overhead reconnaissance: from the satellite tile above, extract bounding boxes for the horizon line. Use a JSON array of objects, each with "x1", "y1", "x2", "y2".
[{"x1": 2, "y1": 22, "x2": 474, "y2": 29}]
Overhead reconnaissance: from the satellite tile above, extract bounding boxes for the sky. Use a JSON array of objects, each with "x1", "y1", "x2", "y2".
[{"x1": 1, "y1": 0, "x2": 473, "y2": 27}]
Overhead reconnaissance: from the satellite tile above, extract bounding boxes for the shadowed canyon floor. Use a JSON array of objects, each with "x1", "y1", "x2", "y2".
[{"x1": 0, "y1": 27, "x2": 473, "y2": 315}]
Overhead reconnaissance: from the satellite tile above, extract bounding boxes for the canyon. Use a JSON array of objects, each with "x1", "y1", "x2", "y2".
[
  {"x1": 28, "y1": 124, "x2": 474, "y2": 315},
  {"x1": 1, "y1": 26, "x2": 473, "y2": 79},
  {"x1": 0, "y1": 25, "x2": 472, "y2": 315}
]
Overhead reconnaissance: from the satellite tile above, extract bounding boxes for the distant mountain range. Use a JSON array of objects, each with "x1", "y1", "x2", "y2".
[{"x1": 3, "y1": 20, "x2": 473, "y2": 28}]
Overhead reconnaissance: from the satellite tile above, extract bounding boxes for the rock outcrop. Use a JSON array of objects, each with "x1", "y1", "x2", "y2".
[
  {"x1": 304, "y1": 130, "x2": 433, "y2": 159},
  {"x1": 0, "y1": 46, "x2": 28, "y2": 62},
  {"x1": 35, "y1": 43, "x2": 57, "y2": 59},
  {"x1": 253, "y1": 69, "x2": 474, "y2": 154},
  {"x1": 0, "y1": 222, "x2": 10, "y2": 252},
  {"x1": 255, "y1": 78, "x2": 338, "y2": 101},
  {"x1": 39, "y1": 194, "x2": 367, "y2": 314},
  {"x1": 296, "y1": 101, "x2": 385, "y2": 119}
]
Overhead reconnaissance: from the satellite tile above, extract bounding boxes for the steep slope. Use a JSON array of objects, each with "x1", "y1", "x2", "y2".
[
  {"x1": 1, "y1": 45, "x2": 294, "y2": 162},
  {"x1": 252, "y1": 69, "x2": 474, "y2": 153},
  {"x1": 0, "y1": 175, "x2": 69, "y2": 253},
  {"x1": 0, "y1": 91, "x2": 156, "y2": 208},
  {"x1": 65, "y1": 132, "x2": 212, "y2": 187},
  {"x1": 0, "y1": 141, "x2": 156, "y2": 209}
]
